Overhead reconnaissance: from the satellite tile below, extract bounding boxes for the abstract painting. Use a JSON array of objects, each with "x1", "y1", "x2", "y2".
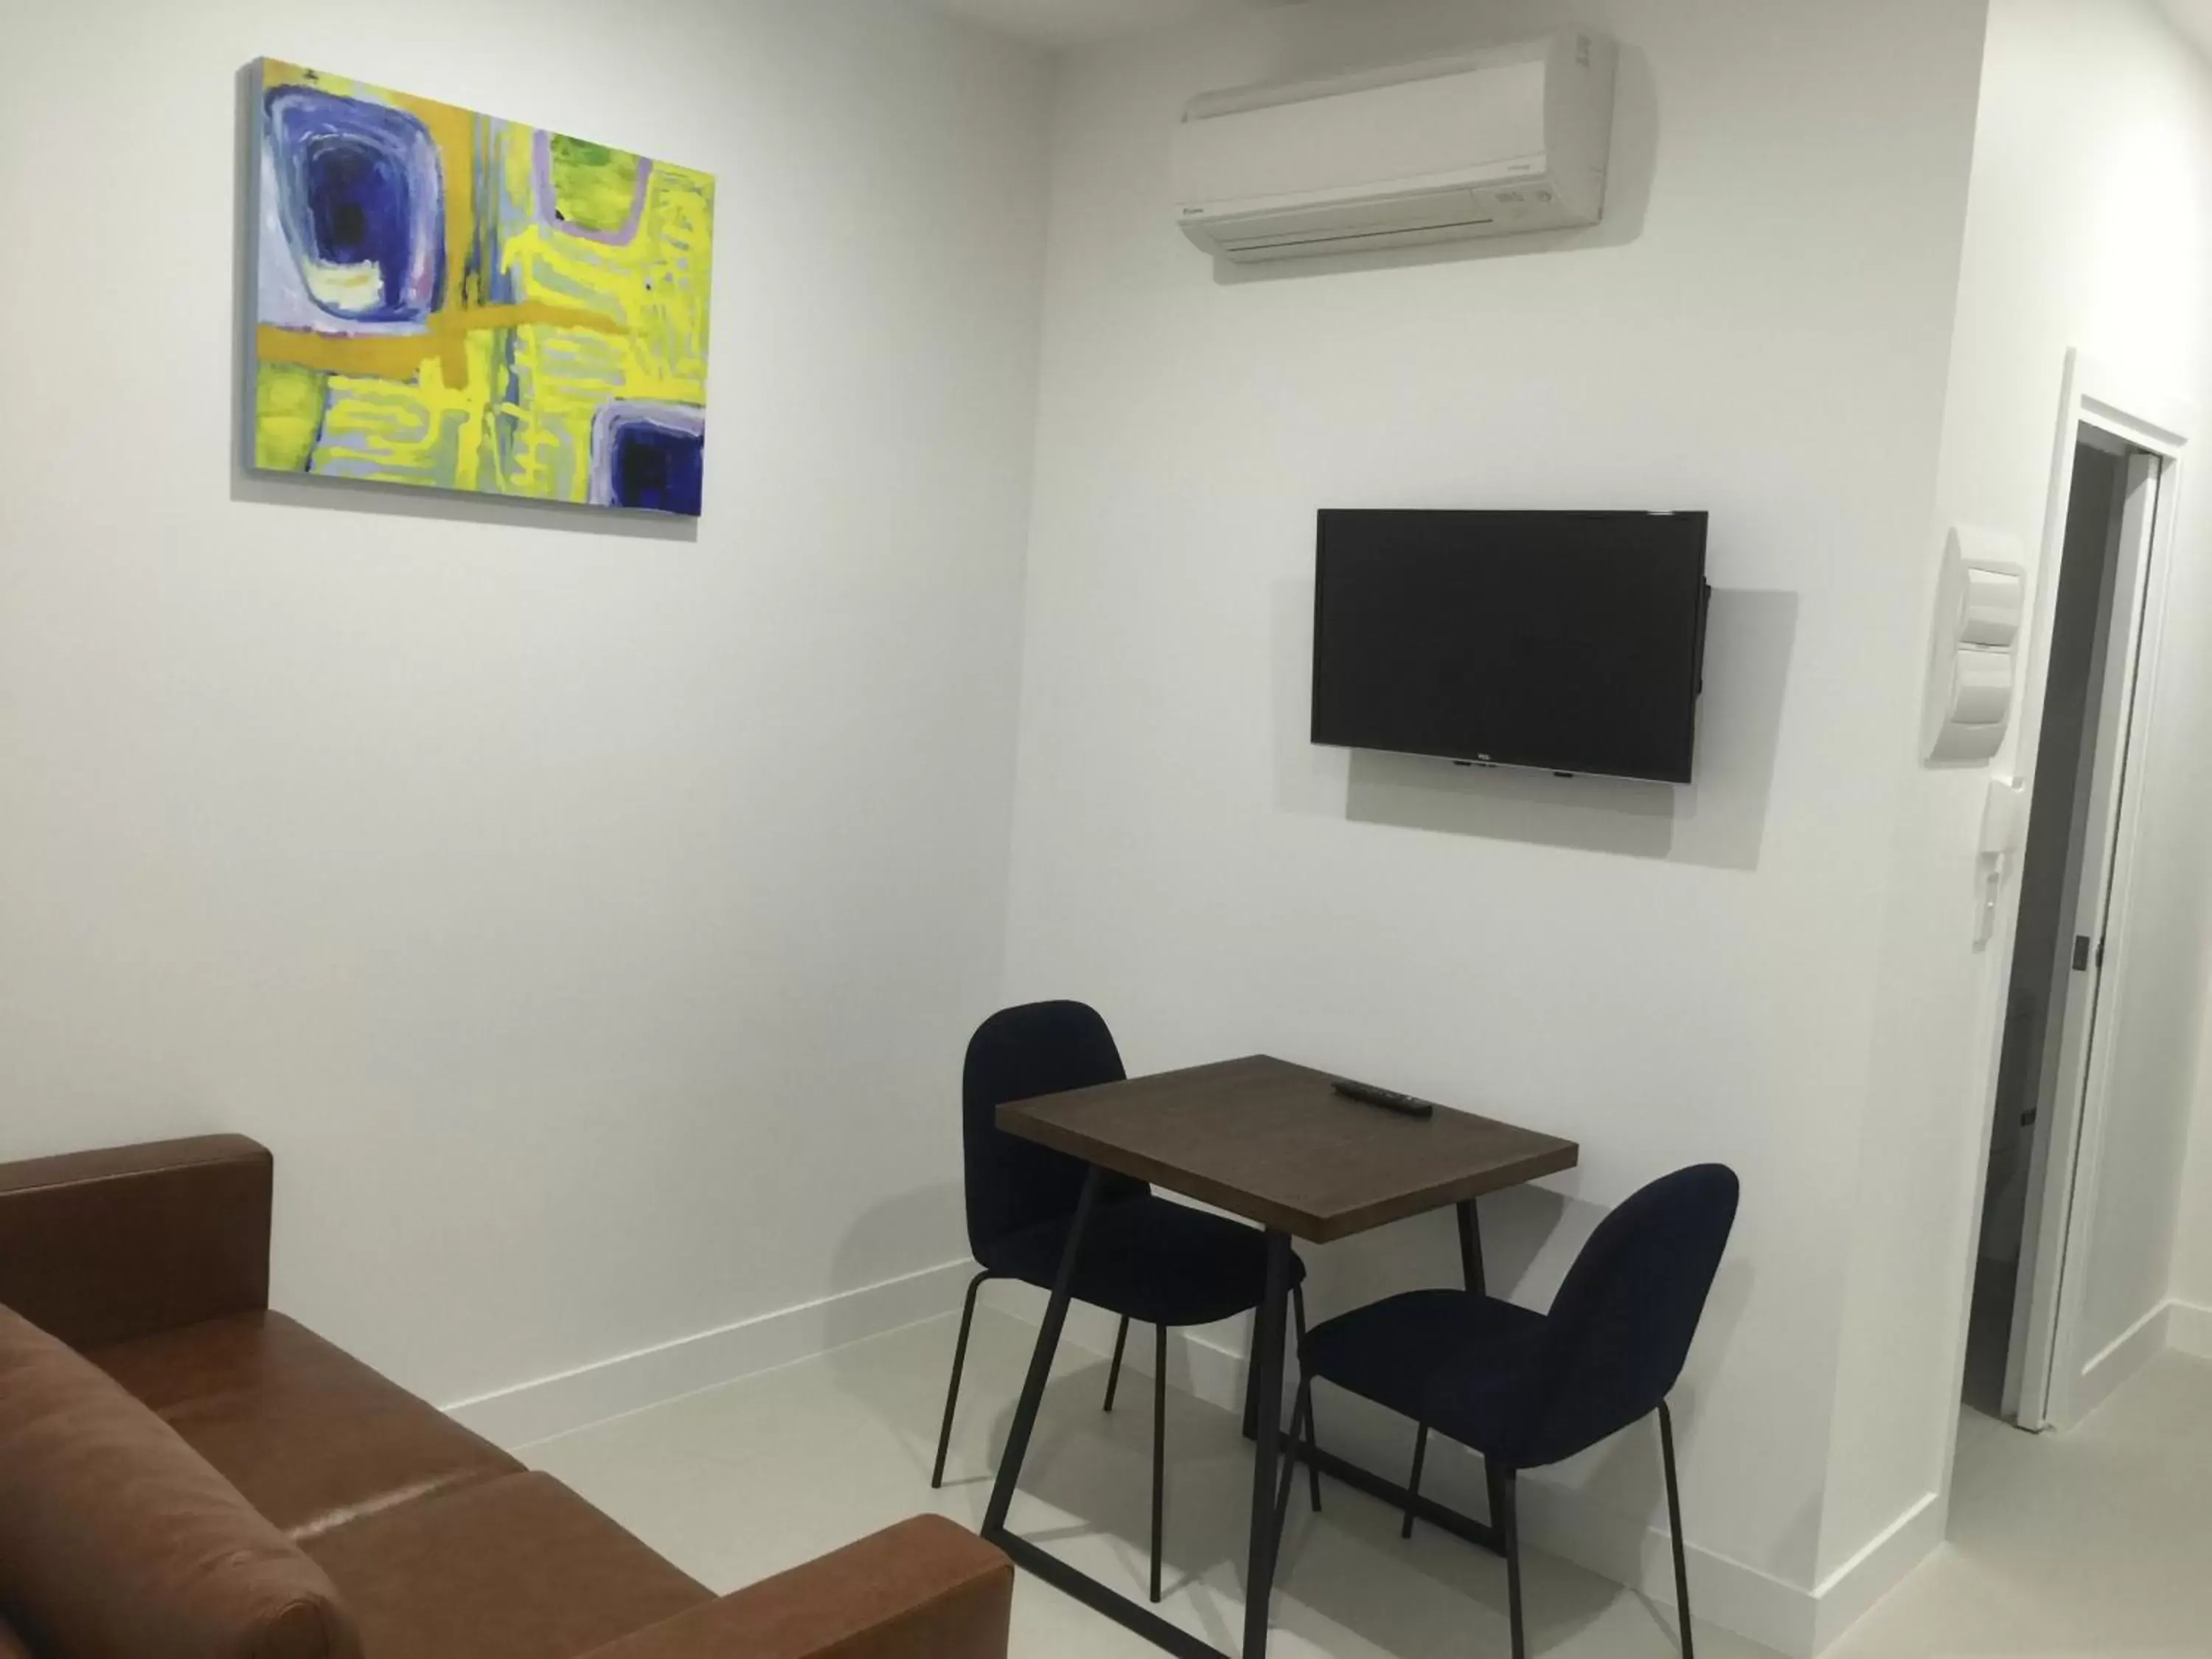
[{"x1": 250, "y1": 60, "x2": 714, "y2": 516}]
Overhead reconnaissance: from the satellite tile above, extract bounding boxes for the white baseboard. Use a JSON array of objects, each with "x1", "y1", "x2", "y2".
[
  {"x1": 2168, "y1": 1299, "x2": 2212, "y2": 1360},
  {"x1": 975, "y1": 1285, "x2": 1909, "y2": 1659},
  {"x1": 1808, "y1": 1490, "x2": 1943, "y2": 1652},
  {"x1": 444, "y1": 1258, "x2": 978, "y2": 1448},
  {"x1": 2065, "y1": 1298, "x2": 2173, "y2": 1426}
]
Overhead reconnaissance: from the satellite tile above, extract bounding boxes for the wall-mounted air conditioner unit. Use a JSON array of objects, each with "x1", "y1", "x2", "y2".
[{"x1": 1173, "y1": 31, "x2": 1618, "y2": 264}]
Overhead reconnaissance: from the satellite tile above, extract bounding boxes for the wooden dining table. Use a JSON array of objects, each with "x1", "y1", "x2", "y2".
[{"x1": 980, "y1": 1054, "x2": 1579, "y2": 1659}]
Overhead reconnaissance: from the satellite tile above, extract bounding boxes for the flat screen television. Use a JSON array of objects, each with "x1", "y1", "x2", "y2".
[{"x1": 1312, "y1": 509, "x2": 1710, "y2": 784}]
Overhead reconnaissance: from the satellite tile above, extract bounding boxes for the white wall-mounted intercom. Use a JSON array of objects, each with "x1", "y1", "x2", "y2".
[{"x1": 1975, "y1": 774, "x2": 2028, "y2": 948}]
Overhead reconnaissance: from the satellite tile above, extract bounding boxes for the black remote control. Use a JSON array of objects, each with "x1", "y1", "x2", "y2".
[{"x1": 1332, "y1": 1079, "x2": 1436, "y2": 1120}]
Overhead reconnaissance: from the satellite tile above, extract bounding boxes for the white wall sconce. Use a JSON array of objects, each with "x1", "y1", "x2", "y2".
[{"x1": 1925, "y1": 526, "x2": 2028, "y2": 765}]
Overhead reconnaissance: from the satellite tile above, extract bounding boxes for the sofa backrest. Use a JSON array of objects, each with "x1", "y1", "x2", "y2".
[
  {"x1": 0, "y1": 1304, "x2": 361, "y2": 1659},
  {"x1": 0, "y1": 1138, "x2": 272, "y2": 1352}
]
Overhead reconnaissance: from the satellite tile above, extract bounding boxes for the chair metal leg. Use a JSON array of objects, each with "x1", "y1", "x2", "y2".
[
  {"x1": 1485, "y1": 1459, "x2": 1510, "y2": 1540},
  {"x1": 1273, "y1": 1372, "x2": 1314, "y2": 1548},
  {"x1": 1150, "y1": 1324, "x2": 1168, "y2": 1604},
  {"x1": 1105, "y1": 1315, "x2": 1131, "y2": 1412},
  {"x1": 1660, "y1": 1402, "x2": 1695, "y2": 1659},
  {"x1": 1496, "y1": 1467, "x2": 1526, "y2": 1659},
  {"x1": 931, "y1": 1270, "x2": 993, "y2": 1489},
  {"x1": 1291, "y1": 1282, "x2": 1320, "y2": 1513},
  {"x1": 1402, "y1": 1425, "x2": 1429, "y2": 1540}
]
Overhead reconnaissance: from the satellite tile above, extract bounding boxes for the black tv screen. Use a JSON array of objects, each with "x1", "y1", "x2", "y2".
[{"x1": 1312, "y1": 509, "x2": 1709, "y2": 784}]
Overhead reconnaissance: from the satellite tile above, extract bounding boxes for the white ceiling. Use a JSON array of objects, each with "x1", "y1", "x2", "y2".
[{"x1": 934, "y1": 0, "x2": 1302, "y2": 51}]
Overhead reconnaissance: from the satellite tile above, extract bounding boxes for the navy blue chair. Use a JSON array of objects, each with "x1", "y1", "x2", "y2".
[
  {"x1": 932, "y1": 1001, "x2": 1310, "y2": 1604},
  {"x1": 1297, "y1": 1164, "x2": 1739, "y2": 1658}
]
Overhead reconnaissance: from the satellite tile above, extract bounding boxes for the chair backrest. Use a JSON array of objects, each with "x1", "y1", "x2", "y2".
[
  {"x1": 961, "y1": 1002, "x2": 1144, "y2": 1259},
  {"x1": 1517, "y1": 1164, "x2": 1739, "y2": 1470}
]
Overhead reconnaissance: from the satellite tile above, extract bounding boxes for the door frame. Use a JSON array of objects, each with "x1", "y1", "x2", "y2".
[{"x1": 2006, "y1": 350, "x2": 2191, "y2": 1431}]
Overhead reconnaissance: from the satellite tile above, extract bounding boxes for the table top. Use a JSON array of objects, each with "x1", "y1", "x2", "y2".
[{"x1": 998, "y1": 1055, "x2": 1579, "y2": 1244}]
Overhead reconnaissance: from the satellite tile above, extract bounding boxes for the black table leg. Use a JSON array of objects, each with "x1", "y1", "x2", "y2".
[
  {"x1": 1457, "y1": 1199, "x2": 1486, "y2": 1297},
  {"x1": 1241, "y1": 1232, "x2": 1293, "y2": 1659},
  {"x1": 979, "y1": 1168, "x2": 1221, "y2": 1659},
  {"x1": 982, "y1": 1167, "x2": 1102, "y2": 1539},
  {"x1": 1461, "y1": 1197, "x2": 1510, "y2": 1556}
]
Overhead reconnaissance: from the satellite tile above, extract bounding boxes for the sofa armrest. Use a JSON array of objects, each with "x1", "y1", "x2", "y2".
[
  {"x1": 579, "y1": 1516, "x2": 1010, "y2": 1659},
  {"x1": 0, "y1": 1137, "x2": 273, "y2": 1350}
]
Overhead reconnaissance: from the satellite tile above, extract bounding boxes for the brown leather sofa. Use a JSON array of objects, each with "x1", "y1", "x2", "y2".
[{"x1": 0, "y1": 1136, "x2": 1011, "y2": 1659}]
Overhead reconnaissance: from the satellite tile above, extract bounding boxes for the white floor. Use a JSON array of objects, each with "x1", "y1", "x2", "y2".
[
  {"x1": 1828, "y1": 1354, "x2": 2212, "y2": 1658},
  {"x1": 523, "y1": 1304, "x2": 2212, "y2": 1659}
]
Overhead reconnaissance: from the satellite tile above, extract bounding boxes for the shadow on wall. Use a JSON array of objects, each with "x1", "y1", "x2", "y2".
[
  {"x1": 225, "y1": 62, "x2": 695, "y2": 545},
  {"x1": 1273, "y1": 582, "x2": 1801, "y2": 872},
  {"x1": 1293, "y1": 1181, "x2": 1571, "y2": 1331},
  {"x1": 822, "y1": 1179, "x2": 970, "y2": 1348},
  {"x1": 1211, "y1": 41, "x2": 1657, "y2": 288},
  {"x1": 818, "y1": 1180, "x2": 972, "y2": 1461}
]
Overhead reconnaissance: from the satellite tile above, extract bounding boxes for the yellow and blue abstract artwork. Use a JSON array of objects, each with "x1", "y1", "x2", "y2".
[{"x1": 251, "y1": 60, "x2": 714, "y2": 516}]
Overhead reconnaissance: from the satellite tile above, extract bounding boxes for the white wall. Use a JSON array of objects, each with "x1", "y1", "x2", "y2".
[
  {"x1": 1821, "y1": 0, "x2": 2212, "y2": 1604},
  {"x1": 1001, "y1": 0, "x2": 1987, "y2": 1647},
  {"x1": 0, "y1": 0, "x2": 1051, "y2": 1414},
  {"x1": 1950, "y1": 0, "x2": 2212, "y2": 1364}
]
